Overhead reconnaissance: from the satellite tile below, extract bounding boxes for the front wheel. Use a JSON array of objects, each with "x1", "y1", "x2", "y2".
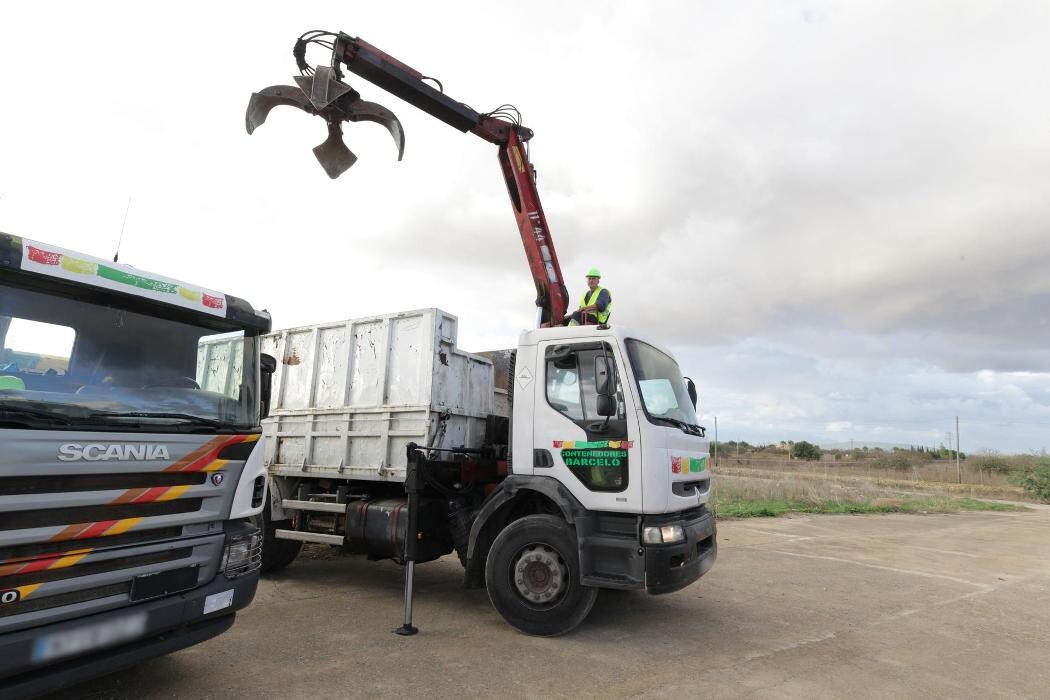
[{"x1": 485, "y1": 514, "x2": 598, "y2": 636}]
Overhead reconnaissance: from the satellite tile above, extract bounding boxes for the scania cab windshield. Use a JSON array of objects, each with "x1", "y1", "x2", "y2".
[
  {"x1": 625, "y1": 338, "x2": 701, "y2": 433},
  {"x1": 0, "y1": 282, "x2": 258, "y2": 432}
]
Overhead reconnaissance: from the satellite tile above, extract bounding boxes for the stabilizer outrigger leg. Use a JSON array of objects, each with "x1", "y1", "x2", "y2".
[
  {"x1": 246, "y1": 65, "x2": 405, "y2": 178},
  {"x1": 395, "y1": 443, "x2": 424, "y2": 636}
]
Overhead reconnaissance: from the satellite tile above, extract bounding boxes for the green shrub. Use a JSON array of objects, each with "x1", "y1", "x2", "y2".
[
  {"x1": 873, "y1": 453, "x2": 913, "y2": 471},
  {"x1": 791, "y1": 441, "x2": 821, "y2": 461},
  {"x1": 1011, "y1": 459, "x2": 1050, "y2": 501},
  {"x1": 970, "y1": 455, "x2": 1014, "y2": 474}
]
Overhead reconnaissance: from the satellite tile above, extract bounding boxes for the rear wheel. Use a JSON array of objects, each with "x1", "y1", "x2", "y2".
[
  {"x1": 252, "y1": 500, "x2": 302, "y2": 574},
  {"x1": 485, "y1": 514, "x2": 598, "y2": 636}
]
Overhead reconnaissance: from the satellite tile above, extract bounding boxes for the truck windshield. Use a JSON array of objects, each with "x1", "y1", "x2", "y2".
[
  {"x1": 624, "y1": 339, "x2": 700, "y2": 430},
  {"x1": 0, "y1": 282, "x2": 258, "y2": 432}
]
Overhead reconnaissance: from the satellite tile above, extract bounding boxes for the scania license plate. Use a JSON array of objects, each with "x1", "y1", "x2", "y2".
[{"x1": 31, "y1": 612, "x2": 147, "y2": 663}]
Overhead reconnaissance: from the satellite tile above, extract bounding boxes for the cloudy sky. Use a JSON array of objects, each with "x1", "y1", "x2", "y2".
[{"x1": 2, "y1": 1, "x2": 1048, "y2": 453}]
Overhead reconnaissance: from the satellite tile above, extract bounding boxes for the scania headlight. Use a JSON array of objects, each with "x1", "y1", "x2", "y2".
[{"x1": 642, "y1": 524, "x2": 685, "y2": 545}]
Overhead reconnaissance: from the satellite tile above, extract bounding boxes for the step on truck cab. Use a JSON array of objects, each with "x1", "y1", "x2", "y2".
[
  {"x1": 259, "y1": 308, "x2": 715, "y2": 636},
  {"x1": 0, "y1": 233, "x2": 273, "y2": 697}
]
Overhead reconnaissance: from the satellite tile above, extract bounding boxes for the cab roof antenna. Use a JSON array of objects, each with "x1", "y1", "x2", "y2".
[{"x1": 114, "y1": 196, "x2": 132, "y2": 263}]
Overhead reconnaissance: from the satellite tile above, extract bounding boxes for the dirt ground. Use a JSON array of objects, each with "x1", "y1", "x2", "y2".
[{"x1": 48, "y1": 508, "x2": 1050, "y2": 699}]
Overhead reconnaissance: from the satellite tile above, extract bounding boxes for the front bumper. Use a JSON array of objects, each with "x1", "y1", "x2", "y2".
[
  {"x1": 643, "y1": 507, "x2": 717, "y2": 594},
  {"x1": 0, "y1": 570, "x2": 258, "y2": 699}
]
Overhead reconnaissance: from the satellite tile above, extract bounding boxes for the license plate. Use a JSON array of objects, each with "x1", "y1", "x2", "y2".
[
  {"x1": 130, "y1": 565, "x2": 199, "y2": 602},
  {"x1": 32, "y1": 612, "x2": 147, "y2": 663}
]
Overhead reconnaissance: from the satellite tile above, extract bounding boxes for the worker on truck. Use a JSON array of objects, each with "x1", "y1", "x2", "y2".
[{"x1": 565, "y1": 268, "x2": 612, "y2": 326}]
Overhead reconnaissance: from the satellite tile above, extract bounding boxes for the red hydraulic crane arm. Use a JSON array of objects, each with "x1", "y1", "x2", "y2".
[{"x1": 335, "y1": 34, "x2": 571, "y2": 326}]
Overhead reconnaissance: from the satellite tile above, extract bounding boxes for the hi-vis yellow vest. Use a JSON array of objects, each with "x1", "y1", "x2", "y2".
[{"x1": 580, "y1": 287, "x2": 611, "y2": 324}]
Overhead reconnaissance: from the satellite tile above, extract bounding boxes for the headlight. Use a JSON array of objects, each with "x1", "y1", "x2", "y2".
[
  {"x1": 642, "y1": 524, "x2": 685, "y2": 545},
  {"x1": 221, "y1": 531, "x2": 262, "y2": 579}
]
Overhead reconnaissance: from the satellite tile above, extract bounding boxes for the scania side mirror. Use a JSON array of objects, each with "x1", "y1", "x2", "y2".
[
  {"x1": 684, "y1": 376, "x2": 698, "y2": 410},
  {"x1": 260, "y1": 353, "x2": 277, "y2": 419}
]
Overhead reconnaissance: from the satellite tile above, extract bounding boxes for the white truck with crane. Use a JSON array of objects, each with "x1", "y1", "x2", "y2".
[{"x1": 246, "y1": 30, "x2": 716, "y2": 636}]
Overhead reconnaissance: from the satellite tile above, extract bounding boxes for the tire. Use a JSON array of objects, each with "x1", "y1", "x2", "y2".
[
  {"x1": 252, "y1": 502, "x2": 302, "y2": 574},
  {"x1": 485, "y1": 514, "x2": 598, "y2": 636}
]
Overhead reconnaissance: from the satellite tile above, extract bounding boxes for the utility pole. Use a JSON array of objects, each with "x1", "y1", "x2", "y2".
[
  {"x1": 956, "y1": 416, "x2": 961, "y2": 483},
  {"x1": 713, "y1": 416, "x2": 718, "y2": 466}
]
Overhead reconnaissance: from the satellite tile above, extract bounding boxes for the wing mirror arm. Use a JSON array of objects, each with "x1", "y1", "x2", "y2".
[{"x1": 684, "y1": 376, "x2": 698, "y2": 410}]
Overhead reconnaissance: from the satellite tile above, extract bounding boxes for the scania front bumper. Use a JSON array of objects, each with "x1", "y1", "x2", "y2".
[{"x1": 0, "y1": 524, "x2": 262, "y2": 699}]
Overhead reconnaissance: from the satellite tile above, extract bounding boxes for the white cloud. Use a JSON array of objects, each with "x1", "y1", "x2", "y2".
[{"x1": 2, "y1": 1, "x2": 1048, "y2": 452}]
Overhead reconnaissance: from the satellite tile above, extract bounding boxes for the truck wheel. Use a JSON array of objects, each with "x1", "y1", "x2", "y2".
[
  {"x1": 252, "y1": 504, "x2": 302, "y2": 574},
  {"x1": 485, "y1": 514, "x2": 598, "y2": 636}
]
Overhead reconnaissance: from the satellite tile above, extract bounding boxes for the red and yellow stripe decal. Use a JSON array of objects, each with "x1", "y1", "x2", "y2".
[
  {"x1": 0, "y1": 435, "x2": 259, "y2": 602},
  {"x1": 0, "y1": 548, "x2": 91, "y2": 577}
]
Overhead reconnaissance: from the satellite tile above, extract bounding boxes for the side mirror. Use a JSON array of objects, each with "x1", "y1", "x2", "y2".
[
  {"x1": 260, "y1": 353, "x2": 277, "y2": 418},
  {"x1": 684, "y1": 376, "x2": 698, "y2": 410},
  {"x1": 260, "y1": 353, "x2": 277, "y2": 374},
  {"x1": 596, "y1": 393, "x2": 617, "y2": 417},
  {"x1": 594, "y1": 355, "x2": 615, "y2": 396}
]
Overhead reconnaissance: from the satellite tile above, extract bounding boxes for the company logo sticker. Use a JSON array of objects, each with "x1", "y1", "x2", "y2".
[
  {"x1": 552, "y1": 439, "x2": 632, "y2": 490},
  {"x1": 22, "y1": 241, "x2": 226, "y2": 316},
  {"x1": 671, "y1": 456, "x2": 708, "y2": 474},
  {"x1": 552, "y1": 440, "x2": 633, "y2": 449}
]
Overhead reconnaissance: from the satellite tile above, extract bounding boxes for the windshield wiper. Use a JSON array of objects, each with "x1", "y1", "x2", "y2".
[
  {"x1": 0, "y1": 406, "x2": 75, "y2": 425},
  {"x1": 651, "y1": 415, "x2": 690, "y2": 431},
  {"x1": 89, "y1": 412, "x2": 224, "y2": 428},
  {"x1": 650, "y1": 415, "x2": 707, "y2": 437}
]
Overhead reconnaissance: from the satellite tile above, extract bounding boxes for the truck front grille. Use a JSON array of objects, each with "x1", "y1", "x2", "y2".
[
  {"x1": 1, "y1": 548, "x2": 192, "y2": 589},
  {"x1": 0, "y1": 472, "x2": 206, "y2": 496},
  {"x1": 0, "y1": 500, "x2": 203, "y2": 531},
  {"x1": 0, "y1": 582, "x2": 130, "y2": 618},
  {"x1": 0, "y1": 527, "x2": 183, "y2": 563}
]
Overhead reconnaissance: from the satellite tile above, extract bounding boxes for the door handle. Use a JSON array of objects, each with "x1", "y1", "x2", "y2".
[{"x1": 533, "y1": 449, "x2": 554, "y2": 469}]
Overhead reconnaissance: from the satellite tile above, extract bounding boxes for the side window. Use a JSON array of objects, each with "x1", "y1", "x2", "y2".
[
  {"x1": 545, "y1": 355, "x2": 584, "y2": 420},
  {"x1": 197, "y1": 331, "x2": 246, "y2": 399},
  {"x1": 0, "y1": 316, "x2": 75, "y2": 391},
  {"x1": 545, "y1": 343, "x2": 625, "y2": 423}
]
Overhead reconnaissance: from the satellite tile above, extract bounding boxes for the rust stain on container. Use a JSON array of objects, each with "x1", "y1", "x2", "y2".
[
  {"x1": 283, "y1": 354, "x2": 301, "y2": 366},
  {"x1": 439, "y1": 351, "x2": 448, "y2": 366}
]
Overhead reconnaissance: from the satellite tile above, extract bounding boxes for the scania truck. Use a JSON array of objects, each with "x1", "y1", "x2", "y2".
[{"x1": 0, "y1": 233, "x2": 272, "y2": 697}]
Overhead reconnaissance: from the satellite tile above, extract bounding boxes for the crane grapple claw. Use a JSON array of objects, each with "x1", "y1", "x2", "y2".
[
  {"x1": 313, "y1": 122, "x2": 358, "y2": 179},
  {"x1": 344, "y1": 99, "x2": 405, "y2": 162},
  {"x1": 245, "y1": 85, "x2": 313, "y2": 135},
  {"x1": 245, "y1": 66, "x2": 406, "y2": 176}
]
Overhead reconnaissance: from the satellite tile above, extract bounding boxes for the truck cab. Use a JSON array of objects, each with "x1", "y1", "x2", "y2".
[
  {"x1": 513, "y1": 324, "x2": 711, "y2": 515},
  {"x1": 0, "y1": 233, "x2": 272, "y2": 696},
  {"x1": 475, "y1": 325, "x2": 716, "y2": 631}
]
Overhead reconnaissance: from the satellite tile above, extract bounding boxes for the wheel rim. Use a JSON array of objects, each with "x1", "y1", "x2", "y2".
[{"x1": 512, "y1": 543, "x2": 568, "y2": 606}]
